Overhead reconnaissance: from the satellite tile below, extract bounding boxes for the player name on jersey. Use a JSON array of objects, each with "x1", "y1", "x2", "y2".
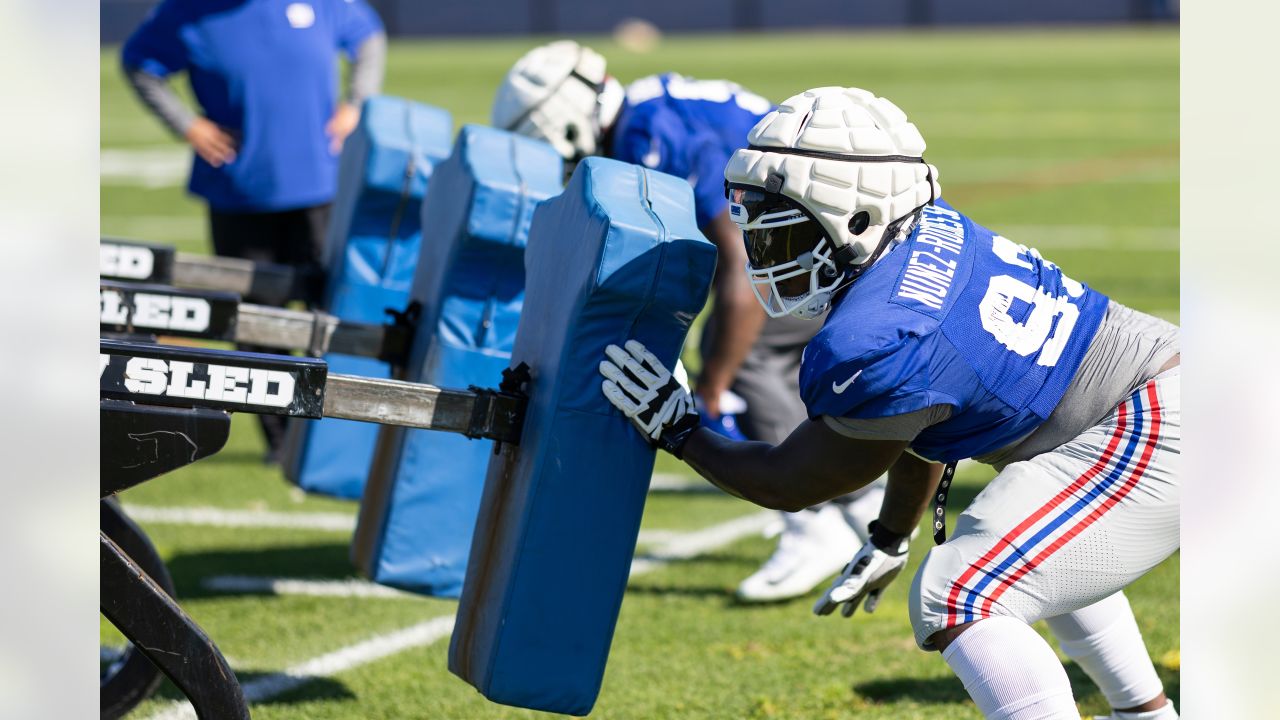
[
  {"x1": 99, "y1": 341, "x2": 327, "y2": 416},
  {"x1": 896, "y1": 205, "x2": 966, "y2": 311}
]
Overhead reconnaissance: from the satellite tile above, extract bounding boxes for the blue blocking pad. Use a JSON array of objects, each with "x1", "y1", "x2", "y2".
[
  {"x1": 449, "y1": 157, "x2": 717, "y2": 715},
  {"x1": 284, "y1": 96, "x2": 453, "y2": 499},
  {"x1": 351, "y1": 126, "x2": 564, "y2": 597}
]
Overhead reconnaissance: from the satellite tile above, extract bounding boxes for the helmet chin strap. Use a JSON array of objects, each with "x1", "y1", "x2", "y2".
[
  {"x1": 833, "y1": 205, "x2": 925, "y2": 279},
  {"x1": 804, "y1": 207, "x2": 924, "y2": 315}
]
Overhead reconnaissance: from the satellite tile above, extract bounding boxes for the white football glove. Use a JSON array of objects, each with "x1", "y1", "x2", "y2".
[
  {"x1": 600, "y1": 340, "x2": 699, "y2": 452},
  {"x1": 813, "y1": 526, "x2": 911, "y2": 618}
]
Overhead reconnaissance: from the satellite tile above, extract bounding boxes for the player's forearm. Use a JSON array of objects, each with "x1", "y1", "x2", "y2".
[
  {"x1": 878, "y1": 454, "x2": 944, "y2": 537},
  {"x1": 681, "y1": 423, "x2": 894, "y2": 512},
  {"x1": 124, "y1": 67, "x2": 196, "y2": 138},
  {"x1": 347, "y1": 33, "x2": 387, "y2": 106},
  {"x1": 682, "y1": 430, "x2": 817, "y2": 510}
]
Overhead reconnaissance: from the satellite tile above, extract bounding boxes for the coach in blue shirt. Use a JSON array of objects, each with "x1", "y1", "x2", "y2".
[
  {"x1": 122, "y1": 0, "x2": 385, "y2": 278},
  {"x1": 122, "y1": 0, "x2": 386, "y2": 457}
]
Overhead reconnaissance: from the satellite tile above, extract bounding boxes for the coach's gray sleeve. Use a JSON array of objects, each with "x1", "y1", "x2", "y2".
[
  {"x1": 347, "y1": 32, "x2": 387, "y2": 106},
  {"x1": 124, "y1": 67, "x2": 196, "y2": 138}
]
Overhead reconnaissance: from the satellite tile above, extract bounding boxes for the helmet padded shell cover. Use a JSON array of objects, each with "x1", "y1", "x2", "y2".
[
  {"x1": 725, "y1": 87, "x2": 942, "y2": 266},
  {"x1": 491, "y1": 40, "x2": 622, "y2": 162}
]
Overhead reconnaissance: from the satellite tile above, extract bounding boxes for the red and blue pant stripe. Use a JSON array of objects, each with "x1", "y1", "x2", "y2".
[{"x1": 944, "y1": 380, "x2": 1164, "y2": 627}]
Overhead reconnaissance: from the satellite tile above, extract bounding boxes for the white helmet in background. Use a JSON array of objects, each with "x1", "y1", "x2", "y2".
[
  {"x1": 491, "y1": 40, "x2": 625, "y2": 163},
  {"x1": 724, "y1": 87, "x2": 941, "y2": 319}
]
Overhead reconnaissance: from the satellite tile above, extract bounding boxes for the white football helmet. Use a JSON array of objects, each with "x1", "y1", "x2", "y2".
[
  {"x1": 491, "y1": 40, "x2": 625, "y2": 164},
  {"x1": 724, "y1": 87, "x2": 942, "y2": 319}
]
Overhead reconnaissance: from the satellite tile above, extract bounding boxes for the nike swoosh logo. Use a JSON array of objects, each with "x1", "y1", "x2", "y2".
[{"x1": 832, "y1": 370, "x2": 863, "y2": 394}]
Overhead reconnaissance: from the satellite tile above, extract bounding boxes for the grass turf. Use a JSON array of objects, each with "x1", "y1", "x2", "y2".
[{"x1": 102, "y1": 26, "x2": 1178, "y2": 719}]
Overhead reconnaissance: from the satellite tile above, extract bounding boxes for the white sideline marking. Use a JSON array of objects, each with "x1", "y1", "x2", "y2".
[
  {"x1": 198, "y1": 519, "x2": 766, "y2": 599},
  {"x1": 649, "y1": 473, "x2": 720, "y2": 493},
  {"x1": 146, "y1": 616, "x2": 457, "y2": 720},
  {"x1": 203, "y1": 575, "x2": 416, "y2": 599},
  {"x1": 630, "y1": 511, "x2": 774, "y2": 575},
  {"x1": 124, "y1": 504, "x2": 357, "y2": 532},
  {"x1": 124, "y1": 503, "x2": 684, "y2": 545},
  {"x1": 101, "y1": 147, "x2": 189, "y2": 187},
  {"x1": 144, "y1": 511, "x2": 770, "y2": 717},
  {"x1": 637, "y1": 529, "x2": 681, "y2": 544}
]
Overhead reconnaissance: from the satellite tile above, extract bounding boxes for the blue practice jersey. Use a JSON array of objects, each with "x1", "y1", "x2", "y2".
[
  {"x1": 799, "y1": 201, "x2": 1110, "y2": 462},
  {"x1": 609, "y1": 74, "x2": 771, "y2": 228},
  {"x1": 122, "y1": 0, "x2": 382, "y2": 212}
]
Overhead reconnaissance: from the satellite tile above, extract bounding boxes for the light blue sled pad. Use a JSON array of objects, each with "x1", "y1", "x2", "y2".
[
  {"x1": 352, "y1": 125, "x2": 563, "y2": 597},
  {"x1": 448, "y1": 157, "x2": 717, "y2": 716},
  {"x1": 284, "y1": 96, "x2": 452, "y2": 499}
]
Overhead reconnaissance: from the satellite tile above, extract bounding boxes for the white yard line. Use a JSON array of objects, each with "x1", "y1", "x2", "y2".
[
  {"x1": 202, "y1": 575, "x2": 416, "y2": 599},
  {"x1": 146, "y1": 615, "x2": 457, "y2": 720},
  {"x1": 195, "y1": 515, "x2": 771, "y2": 600},
  {"x1": 144, "y1": 511, "x2": 771, "y2": 717},
  {"x1": 123, "y1": 504, "x2": 357, "y2": 532},
  {"x1": 123, "y1": 503, "x2": 689, "y2": 545},
  {"x1": 101, "y1": 147, "x2": 189, "y2": 187},
  {"x1": 649, "y1": 473, "x2": 720, "y2": 492},
  {"x1": 636, "y1": 529, "x2": 682, "y2": 544},
  {"x1": 630, "y1": 511, "x2": 774, "y2": 575}
]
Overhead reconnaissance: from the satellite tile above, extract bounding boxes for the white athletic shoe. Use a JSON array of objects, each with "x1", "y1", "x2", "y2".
[
  {"x1": 736, "y1": 504, "x2": 862, "y2": 602},
  {"x1": 1093, "y1": 699, "x2": 1178, "y2": 719}
]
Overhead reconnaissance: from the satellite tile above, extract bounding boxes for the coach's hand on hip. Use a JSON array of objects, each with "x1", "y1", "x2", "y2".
[
  {"x1": 326, "y1": 102, "x2": 361, "y2": 155},
  {"x1": 184, "y1": 117, "x2": 238, "y2": 167},
  {"x1": 600, "y1": 340, "x2": 701, "y2": 457}
]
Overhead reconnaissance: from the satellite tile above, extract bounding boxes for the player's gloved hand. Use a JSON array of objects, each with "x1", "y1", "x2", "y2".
[
  {"x1": 599, "y1": 340, "x2": 701, "y2": 457},
  {"x1": 813, "y1": 520, "x2": 912, "y2": 618}
]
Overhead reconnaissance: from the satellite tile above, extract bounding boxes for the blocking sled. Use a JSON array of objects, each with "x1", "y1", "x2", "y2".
[
  {"x1": 353, "y1": 125, "x2": 563, "y2": 597},
  {"x1": 448, "y1": 157, "x2": 717, "y2": 715},
  {"x1": 284, "y1": 96, "x2": 453, "y2": 499}
]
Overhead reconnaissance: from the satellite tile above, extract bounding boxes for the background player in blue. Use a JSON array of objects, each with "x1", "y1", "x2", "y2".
[
  {"x1": 122, "y1": 0, "x2": 385, "y2": 458},
  {"x1": 493, "y1": 42, "x2": 889, "y2": 602},
  {"x1": 599, "y1": 87, "x2": 1180, "y2": 720}
]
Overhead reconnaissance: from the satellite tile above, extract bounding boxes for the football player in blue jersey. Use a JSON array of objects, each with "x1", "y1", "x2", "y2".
[
  {"x1": 493, "y1": 42, "x2": 889, "y2": 602},
  {"x1": 599, "y1": 87, "x2": 1179, "y2": 720}
]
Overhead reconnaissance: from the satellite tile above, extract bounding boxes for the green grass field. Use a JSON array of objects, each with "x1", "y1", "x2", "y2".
[{"x1": 101, "y1": 27, "x2": 1178, "y2": 719}]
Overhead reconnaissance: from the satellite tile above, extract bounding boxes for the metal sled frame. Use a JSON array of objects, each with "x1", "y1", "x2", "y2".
[
  {"x1": 100, "y1": 280, "x2": 415, "y2": 362},
  {"x1": 101, "y1": 237, "x2": 312, "y2": 306},
  {"x1": 100, "y1": 339, "x2": 527, "y2": 443},
  {"x1": 100, "y1": 400, "x2": 248, "y2": 719},
  {"x1": 99, "y1": 338, "x2": 529, "y2": 716}
]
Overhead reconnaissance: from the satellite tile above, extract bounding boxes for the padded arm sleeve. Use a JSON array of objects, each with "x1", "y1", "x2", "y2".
[
  {"x1": 346, "y1": 33, "x2": 387, "y2": 105},
  {"x1": 124, "y1": 67, "x2": 196, "y2": 138}
]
